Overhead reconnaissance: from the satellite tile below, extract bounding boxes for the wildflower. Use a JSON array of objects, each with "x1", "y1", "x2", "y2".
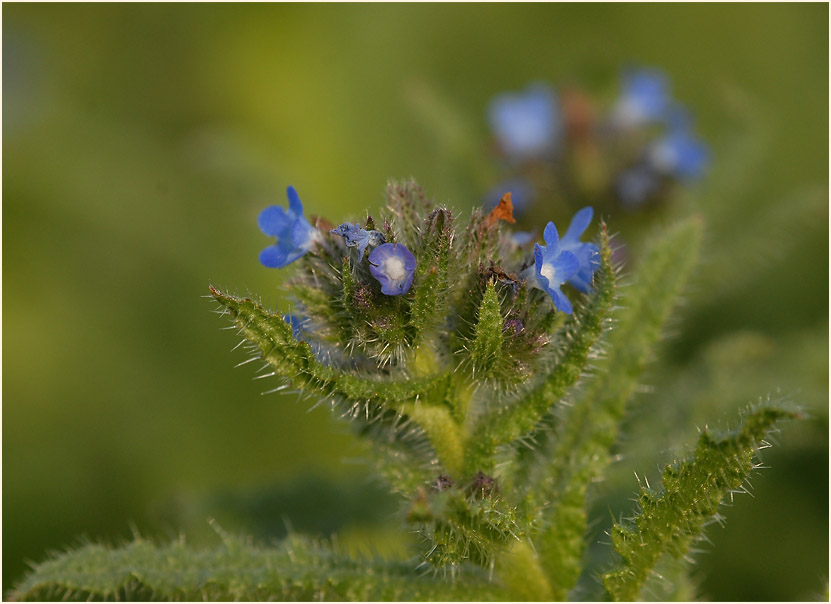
[
  {"x1": 559, "y1": 207, "x2": 601, "y2": 293},
  {"x1": 368, "y1": 243, "x2": 417, "y2": 296},
  {"x1": 258, "y1": 186, "x2": 318, "y2": 268},
  {"x1": 648, "y1": 115, "x2": 709, "y2": 180},
  {"x1": 488, "y1": 83, "x2": 559, "y2": 158},
  {"x1": 330, "y1": 222, "x2": 386, "y2": 257},
  {"x1": 531, "y1": 222, "x2": 580, "y2": 314},
  {"x1": 612, "y1": 68, "x2": 670, "y2": 127}
]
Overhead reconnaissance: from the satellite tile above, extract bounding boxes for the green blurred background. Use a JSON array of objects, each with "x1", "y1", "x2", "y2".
[{"x1": 3, "y1": 4, "x2": 827, "y2": 600}]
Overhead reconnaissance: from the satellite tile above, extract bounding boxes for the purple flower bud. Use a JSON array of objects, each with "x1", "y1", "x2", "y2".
[{"x1": 368, "y1": 243, "x2": 417, "y2": 296}]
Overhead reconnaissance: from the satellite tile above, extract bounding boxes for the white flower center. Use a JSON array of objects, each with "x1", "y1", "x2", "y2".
[
  {"x1": 540, "y1": 262, "x2": 558, "y2": 286},
  {"x1": 384, "y1": 256, "x2": 407, "y2": 282}
]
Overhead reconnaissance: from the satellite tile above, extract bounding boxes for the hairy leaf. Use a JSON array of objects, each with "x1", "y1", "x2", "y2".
[
  {"x1": 463, "y1": 223, "x2": 615, "y2": 475},
  {"x1": 602, "y1": 403, "x2": 800, "y2": 602},
  {"x1": 470, "y1": 280, "x2": 504, "y2": 380},
  {"x1": 13, "y1": 533, "x2": 508, "y2": 601},
  {"x1": 526, "y1": 216, "x2": 703, "y2": 598}
]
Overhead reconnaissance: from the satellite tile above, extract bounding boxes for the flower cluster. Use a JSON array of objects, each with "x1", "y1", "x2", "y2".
[
  {"x1": 487, "y1": 67, "x2": 709, "y2": 216},
  {"x1": 256, "y1": 181, "x2": 602, "y2": 372},
  {"x1": 217, "y1": 176, "x2": 618, "y2": 580}
]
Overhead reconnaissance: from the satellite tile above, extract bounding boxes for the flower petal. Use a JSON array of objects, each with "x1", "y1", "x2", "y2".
[
  {"x1": 291, "y1": 216, "x2": 317, "y2": 250},
  {"x1": 511, "y1": 230, "x2": 535, "y2": 247},
  {"x1": 549, "y1": 287, "x2": 573, "y2": 314},
  {"x1": 259, "y1": 244, "x2": 290, "y2": 268},
  {"x1": 562, "y1": 206, "x2": 594, "y2": 244},
  {"x1": 534, "y1": 243, "x2": 545, "y2": 272},
  {"x1": 543, "y1": 221, "x2": 559, "y2": 248},
  {"x1": 286, "y1": 185, "x2": 303, "y2": 215},
  {"x1": 368, "y1": 243, "x2": 417, "y2": 296},
  {"x1": 552, "y1": 250, "x2": 580, "y2": 281},
  {"x1": 258, "y1": 206, "x2": 292, "y2": 237}
]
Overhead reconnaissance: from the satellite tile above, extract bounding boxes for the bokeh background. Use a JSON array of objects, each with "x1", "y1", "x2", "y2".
[{"x1": 3, "y1": 4, "x2": 828, "y2": 600}]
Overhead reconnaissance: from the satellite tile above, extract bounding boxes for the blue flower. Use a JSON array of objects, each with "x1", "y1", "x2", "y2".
[
  {"x1": 488, "y1": 83, "x2": 559, "y2": 158},
  {"x1": 532, "y1": 222, "x2": 580, "y2": 314},
  {"x1": 368, "y1": 243, "x2": 417, "y2": 296},
  {"x1": 558, "y1": 207, "x2": 601, "y2": 293},
  {"x1": 330, "y1": 222, "x2": 386, "y2": 257},
  {"x1": 258, "y1": 186, "x2": 318, "y2": 268},
  {"x1": 511, "y1": 230, "x2": 535, "y2": 247},
  {"x1": 647, "y1": 116, "x2": 709, "y2": 180},
  {"x1": 613, "y1": 68, "x2": 670, "y2": 127},
  {"x1": 283, "y1": 314, "x2": 305, "y2": 341}
]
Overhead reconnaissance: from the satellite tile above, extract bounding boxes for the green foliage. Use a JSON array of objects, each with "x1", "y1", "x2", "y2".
[
  {"x1": 14, "y1": 531, "x2": 507, "y2": 602},
  {"x1": 11, "y1": 176, "x2": 809, "y2": 601},
  {"x1": 470, "y1": 281, "x2": 504, "y2": 380},
  {"x1": 504, "y1": 217, "x2": 703, "y2": 600},
  {"x1": 603, "y1": 404, "x2": 801, "y2": 601}
]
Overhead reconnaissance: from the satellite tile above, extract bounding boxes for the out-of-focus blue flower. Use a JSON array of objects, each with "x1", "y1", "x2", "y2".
[
  {"x1": 368, "y1": 243, "x2": 417, "y2": 296},
  {"x1": 488, "y1": 83, "x2": 559, "y2": 158},
  {"x1": 331, "y1": 223, "x2": 386, "y2": 257},
  {"x1": 283, "y1": 314, "x2": 305, "y2": 341},
  {"x1": 558, "y1": 207, "x2": 600, "y2": 293},
  {"x1": 486, "y1": 179, "x2": 535, "y2": 217},
  {"x1": 258, "y1": 186, "x2": 318, "y2": 268},
  {"x1": 511, "y1": 231, "x2": 535, "y2": 247},
  {"x1": 613, "y1": 68, "x2": 670, "y2": 127},
  {"x1": 648, "y1": 119, "x2": 709, "y2": 180},
  {"x1": 532, "y1": 222, "x2": 580, "y2": 314},
  {"x1": 616, "y1": 165, "x2": 662, "y2": 207}
]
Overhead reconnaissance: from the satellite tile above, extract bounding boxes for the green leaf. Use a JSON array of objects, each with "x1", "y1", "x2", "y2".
[
  {"x1": 497, "y1": 540, "x2": 553, "y2": 601},
  {"x1": 602, "y1": 403, "x2": 801, "y2": 602},
  {"x1": 210, "y1": 286, "x2": 466, "y2": 475},
  {"x1": 13, "y1": 532, "x2": 509, "y2": 601},
  {"x1": 408, "y1": 208, "x2": 455, "y2": 349},
  {"x1": 211, "y1": 286, "x2": 438, "y2": 407},
  {"x1": 463, "y1": 223, "x2": 616, "y2": 475},
  {"x1": 383, "y1": 179, "x2": 432, "y2": 247},
  {"x1": 523, "y1": 216, "x2": 704, "y2": 599},
  {"x1": 470, "y1": 280, "x2": 504, "y2": 380},
  {"x1": 411, "y1": 489, "x2": 522, "y2": 570}
]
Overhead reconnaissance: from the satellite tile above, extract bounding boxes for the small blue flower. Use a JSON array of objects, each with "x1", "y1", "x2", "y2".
[
  {"x1": 613, "y1": 68, "x2": 670, "y2": 127},
  {"x1": 532, "y1": 222, "x2": 580, "y2": 314},
  {"x1": 258, "y1": 186, "x2": 318, "y2": 268},
  {"x1": 368, "y1": 243, "x2": 417, "y2": 296},
  {"x1": 647, "y1": 118, "x2": 709, "y2": 180},
  {"x1": 488, "y1": 83, "x2": 559, "y2": 158},
  {"x1": 558, "y1": 207, "x2": 601, "y2": 293},
  {"x1": 330, "y1": 222, "x2": 386, "y2": 257},
  {"x1": 283, "y1": 314, "x2": 305, "y2": 341}
]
